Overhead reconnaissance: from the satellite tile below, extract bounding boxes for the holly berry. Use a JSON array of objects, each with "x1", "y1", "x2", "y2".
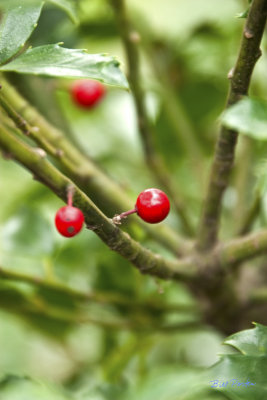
[
  {"x1": 112, "y1": 188, "x2": 170, "y2": 224},
  {"x1": 135, "y1": 188, "x2": 170, "y2": 223},
  {"x1": 55, "y1": 186, "x2": 84, "y2": 237},
  {"x1": 71, "y1": 79, "x2": 106, "y2": 108},
  {"x1": 55, "y1": 206, "x2": 84, "y2": 237}
]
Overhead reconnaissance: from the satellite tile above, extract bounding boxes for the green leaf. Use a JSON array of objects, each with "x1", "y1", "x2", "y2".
[
  {"x1": 224, "y1": 322, "x2": 267, "y2": 355},
  {"x1": 0, "y1": 1, "x2": 44, "y2": 64},
  {"x1": 0, "y1": 375, "x2": 74, "y2": 400},
  {"x1": 221, "y1": 97, "x2": 267, "y2": 140},
  {"x1": 236, "y1": 9, "x2": 250, "y2": 19},
  {"x1": 125, "y1": 366, "x2": 226, "y2": 400},
  {"x1": 45, "y1": 0, "x2": 78, "y2": 24},
  {"x1": 0, "y1": 0, "x2": 78, "y2": 24},
  {"x1": 207, "y1": 323, "x2": 267, "y2": 400},
  {"x1": 236, "y1": 1, "x2": 251, "y2": 19},
  {"x1": 0, "y1": 44, "x2": 129, "y2": 88},
  {"x1": 0, "y1": 0, "x2": 42, "y2": 8},
  {"x1": 208, "y1": 355, "x2": 267, "y2": 400}
]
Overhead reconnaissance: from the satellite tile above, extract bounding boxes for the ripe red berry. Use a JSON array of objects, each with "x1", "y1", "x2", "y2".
[
  {"x1": 55, "y1": 205, "x2": 84, "y2": 237},
  {"x1": 135, "y1": 188, "x2": 170, "y2": 224},
  {"x1": 71, "y1": 79, "x2": 106, "y2": 108}
]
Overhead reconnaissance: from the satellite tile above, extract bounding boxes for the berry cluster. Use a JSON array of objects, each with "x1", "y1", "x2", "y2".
[{"x1": 55, "y1": 188, "x2": 170, "y2": 238}]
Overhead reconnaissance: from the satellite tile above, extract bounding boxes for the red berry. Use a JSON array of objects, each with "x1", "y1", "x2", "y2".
[
  {"x1": 71, "y1": 79, "x2": 106, "y2": 108},
  {"x1": 55, "y1": 206, "x2": 84, "y2": 237},
  {"x1": 135, "y1": 188, "x2": 170, "y2": 224}
]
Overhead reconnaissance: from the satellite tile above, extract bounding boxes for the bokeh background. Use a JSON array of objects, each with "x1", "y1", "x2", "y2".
[{"x1": 0, "y1": 0, "x2": 265, "y2": 398}]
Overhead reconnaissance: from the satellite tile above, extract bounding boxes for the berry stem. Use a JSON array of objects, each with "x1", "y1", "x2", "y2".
[
  {"x1": 119, "y1": 208, "x2": 137, "y2": 218},
  {"x1": 112, "y1": 208, "x2": 137, "y2": 224},
  {"x1": 67, "y1": 185, "x2": 74, "y2": 207}
]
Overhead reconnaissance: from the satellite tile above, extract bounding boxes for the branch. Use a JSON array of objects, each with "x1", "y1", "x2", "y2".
[
  {"x1": 27, "y1": 309, "x2": 202, "y2": 332},
  {"x1": 196, "y1": 0, "x2": 267, "y2": 251},
  {"x1": 2, "y1": 122, "x2": 267, "y2": 283},
  {"x1": 232, "y1": 136, "x2": 253, "y2": 230},
  {"x1": 219, "y1": 229, "x2": 267, "y2": 268},
  {"x1": 132, "y1": 15, "x2": 204, "y2": 163},
  {"x1": 109, "y1": 0, "x2": 195, "y2": 236},
  {"x1": 238, "y1": 192, "x2": 261, "y2": 235},
  {"x1": 0, "y1": 124, "x2": 196, "y2": 281},
  {"x1": 0, "y1": 265, "x2": 197, "y2": 313},
  {"x1": 0, "y1": 75, "x2": 190, "y2": 256},
  {"x1": 0, "y1": 90, "x2": 59, "y2": 156},
  {"x1": 250, "y1": 288, "x2": 267, "y2": 303},
  {"x1": 0, "y1": 288, "x2": 201, "y2": 332}
]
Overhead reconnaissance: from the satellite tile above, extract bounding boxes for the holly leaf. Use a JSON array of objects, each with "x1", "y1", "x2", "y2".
[
  {"x1": 221, "y1": 97, "x2": 267, "y2": 140},
  {"x1": 0, "y1": 0, "x2": 44, "y2": 64},
  {"x1": 45, "y1": 0, "x2": 78, "y2": 24},
  {"x1": 224, "y1": 322, "x2": 267, "y2": 355},
  {"x1": 0, "y1": 44, "x2": 129, "y2": 88},
  {"x1": 206, "y1": 323, "x2": 267, "y2": 400},
  {"x1": 0, "y1": 0, "x2": 41, "y2": 6},
  {"x1": 0, "y1": 0, "x2": 78, "y2": 24},
  {"x1": 0, "y1": 0, "x2": 78, "y2": 66}
]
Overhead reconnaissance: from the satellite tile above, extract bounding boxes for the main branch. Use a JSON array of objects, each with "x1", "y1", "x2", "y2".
[
  {"x1": 0, "y1": 124, "x2": 195, "y2": 281},
  {"x1": 197, "y1": 0, "x2": 267, "y2": 251},
  {"x1": 2, "y1": 122, "x2": 267, "y2": 288},
  {"x1": 0, "y1": 76, "x2": 190, "y2": 256}
]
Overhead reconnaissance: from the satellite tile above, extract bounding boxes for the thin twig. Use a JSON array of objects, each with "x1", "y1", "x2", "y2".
[
  {"x1": 110, "y1": 0, "x2": 195, "y2": 236},
  {"x1": 197, "y1": 0, "x2": 267, "y2": 251},
  {"x1": 232, "y1": 136, "x2": 253, "y2": 229},
  {"x1": 219, "y1": 229, "x2": 267, "y2": 268},
  {"x1": 0, "y1": 90, "x2": 59, "y2": 156},
  {"x1": 238, "y1": 192, "x2": 261, "y2": 235},
  {"x1": 0, "y1": 265, "x2": 197, "y2": 313},
  {"x1": 132, "y1": 15, "x2": 204, "y2": 163}
]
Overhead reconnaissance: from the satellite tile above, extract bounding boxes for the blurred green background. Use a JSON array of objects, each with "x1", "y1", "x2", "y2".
[{"x1": 0, "y1": 0, "x2": 265, "y2": 398}]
